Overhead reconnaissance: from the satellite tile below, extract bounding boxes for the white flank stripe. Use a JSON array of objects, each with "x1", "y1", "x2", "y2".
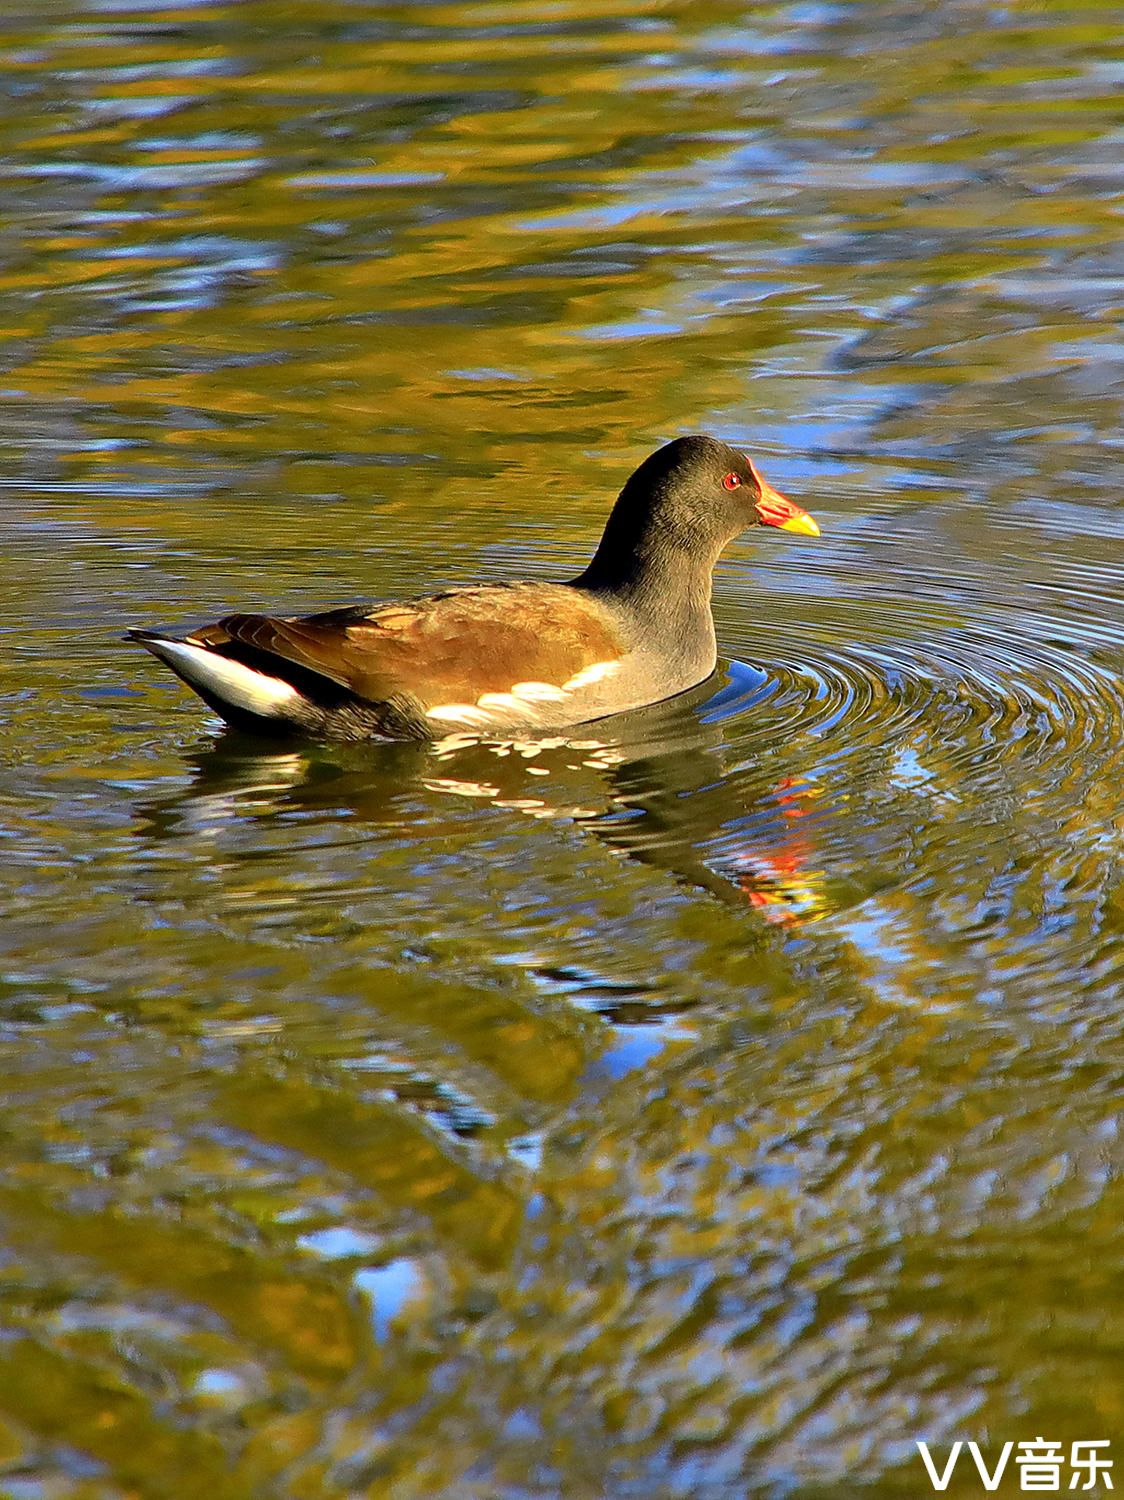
[
  {"x1": 511, "y1": 680, "x2": 568, "y2": 702},
  {"x1": 562, "y1": 660, "x2": 619, "y2": 692},
  {"x1": 142, "y1": 638, "x2": 299, "y2": 718},
  {"x1": 477, "y1": 691, "x2": 539, "y2": 717},
  {"x1": 426, "y1": 702, "x2": 496, "y2": 727},
  {"x1": 429, "y1": 666, "x2": 617, "y2": 729}
]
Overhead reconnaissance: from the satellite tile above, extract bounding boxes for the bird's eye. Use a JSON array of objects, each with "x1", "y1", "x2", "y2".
[{"x1": 722, "y1": 472, "x2": 742, "y2": 490}]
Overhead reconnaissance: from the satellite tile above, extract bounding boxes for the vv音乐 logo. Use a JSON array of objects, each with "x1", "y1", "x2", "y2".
[{"x1": 917, "y1": 1440, "x2": 1113, "y2": 1492}]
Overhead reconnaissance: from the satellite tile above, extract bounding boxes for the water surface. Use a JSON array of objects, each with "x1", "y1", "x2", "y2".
[{"x1": 1, "y1": 1, "x2": 1122, "y2": 1495}]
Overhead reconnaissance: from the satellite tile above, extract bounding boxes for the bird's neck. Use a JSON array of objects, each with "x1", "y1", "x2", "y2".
[
  {"x1": 572, "y1": 522, "x2": 721, "y2": 667},
  {"x1": 578, "y1": 481, "x2": 729, "y2": 594}
]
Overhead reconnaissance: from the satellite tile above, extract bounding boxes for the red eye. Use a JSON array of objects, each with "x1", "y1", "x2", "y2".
[{"x1": 723, "y1": 472, "x2": 742, "y2": 490}]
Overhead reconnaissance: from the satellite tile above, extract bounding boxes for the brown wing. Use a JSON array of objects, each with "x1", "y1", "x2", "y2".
[{"x1": 189, "y1": 584, "x2": 627, "y2": 709}]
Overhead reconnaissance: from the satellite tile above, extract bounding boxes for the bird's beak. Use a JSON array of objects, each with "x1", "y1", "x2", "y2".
[
  {"x1": 775, "y1": 504, "x2": 820, "y2": 537},
  {"x1": 749, "y1": 461, "x2": 820, "y2": 537}
]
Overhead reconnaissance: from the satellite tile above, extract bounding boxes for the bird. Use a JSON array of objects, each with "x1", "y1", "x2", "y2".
[{"x1": 127, "y1": 434, "x2": 819, "y2": 742}]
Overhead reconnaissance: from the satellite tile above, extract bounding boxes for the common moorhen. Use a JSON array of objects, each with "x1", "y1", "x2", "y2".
[{"x1": 127, "y1": 435, "x2": 819, "y2": 740}]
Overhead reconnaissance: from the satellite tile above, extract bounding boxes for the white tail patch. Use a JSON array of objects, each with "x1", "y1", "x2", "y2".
[{"x1": 139, "y1": 637, "x2": 300, "y2": 719}]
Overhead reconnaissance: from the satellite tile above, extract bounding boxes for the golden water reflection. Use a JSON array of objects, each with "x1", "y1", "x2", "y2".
[{"x1": 0, "y1": 0, "x2": 1122, "y2": 1493}]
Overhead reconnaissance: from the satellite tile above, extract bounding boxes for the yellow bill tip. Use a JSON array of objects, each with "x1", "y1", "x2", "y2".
[{"x1": 779, "y1": 512, "x2": 820, "y2": 538}]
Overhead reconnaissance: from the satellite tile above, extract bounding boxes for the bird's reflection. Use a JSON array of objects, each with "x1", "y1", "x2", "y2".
[{"x1": 134, "y1": 663, "x2": 832, "y2": 923}]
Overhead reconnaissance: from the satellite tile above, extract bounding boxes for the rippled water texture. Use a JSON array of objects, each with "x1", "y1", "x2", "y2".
[{"x1": 1, "y1": 1, "x2": 1122, "y2": 1495}]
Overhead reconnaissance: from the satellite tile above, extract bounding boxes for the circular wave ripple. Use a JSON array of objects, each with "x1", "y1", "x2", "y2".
[{"x1": 732, "y1": 616, "x2": 1124, "y2": 790}]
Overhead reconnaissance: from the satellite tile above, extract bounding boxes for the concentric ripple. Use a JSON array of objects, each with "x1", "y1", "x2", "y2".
[
  {"x1": 625, "y1": 594, "x2": 1124, "y2": 924},
  {"x1": 735, "y1": 614, "x2": 1124, "y2": 789}
]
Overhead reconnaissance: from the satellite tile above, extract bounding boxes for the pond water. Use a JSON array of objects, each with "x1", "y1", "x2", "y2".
[{"x1": 1, "y1": 1, "x2": 1122, "y2": 1495}]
